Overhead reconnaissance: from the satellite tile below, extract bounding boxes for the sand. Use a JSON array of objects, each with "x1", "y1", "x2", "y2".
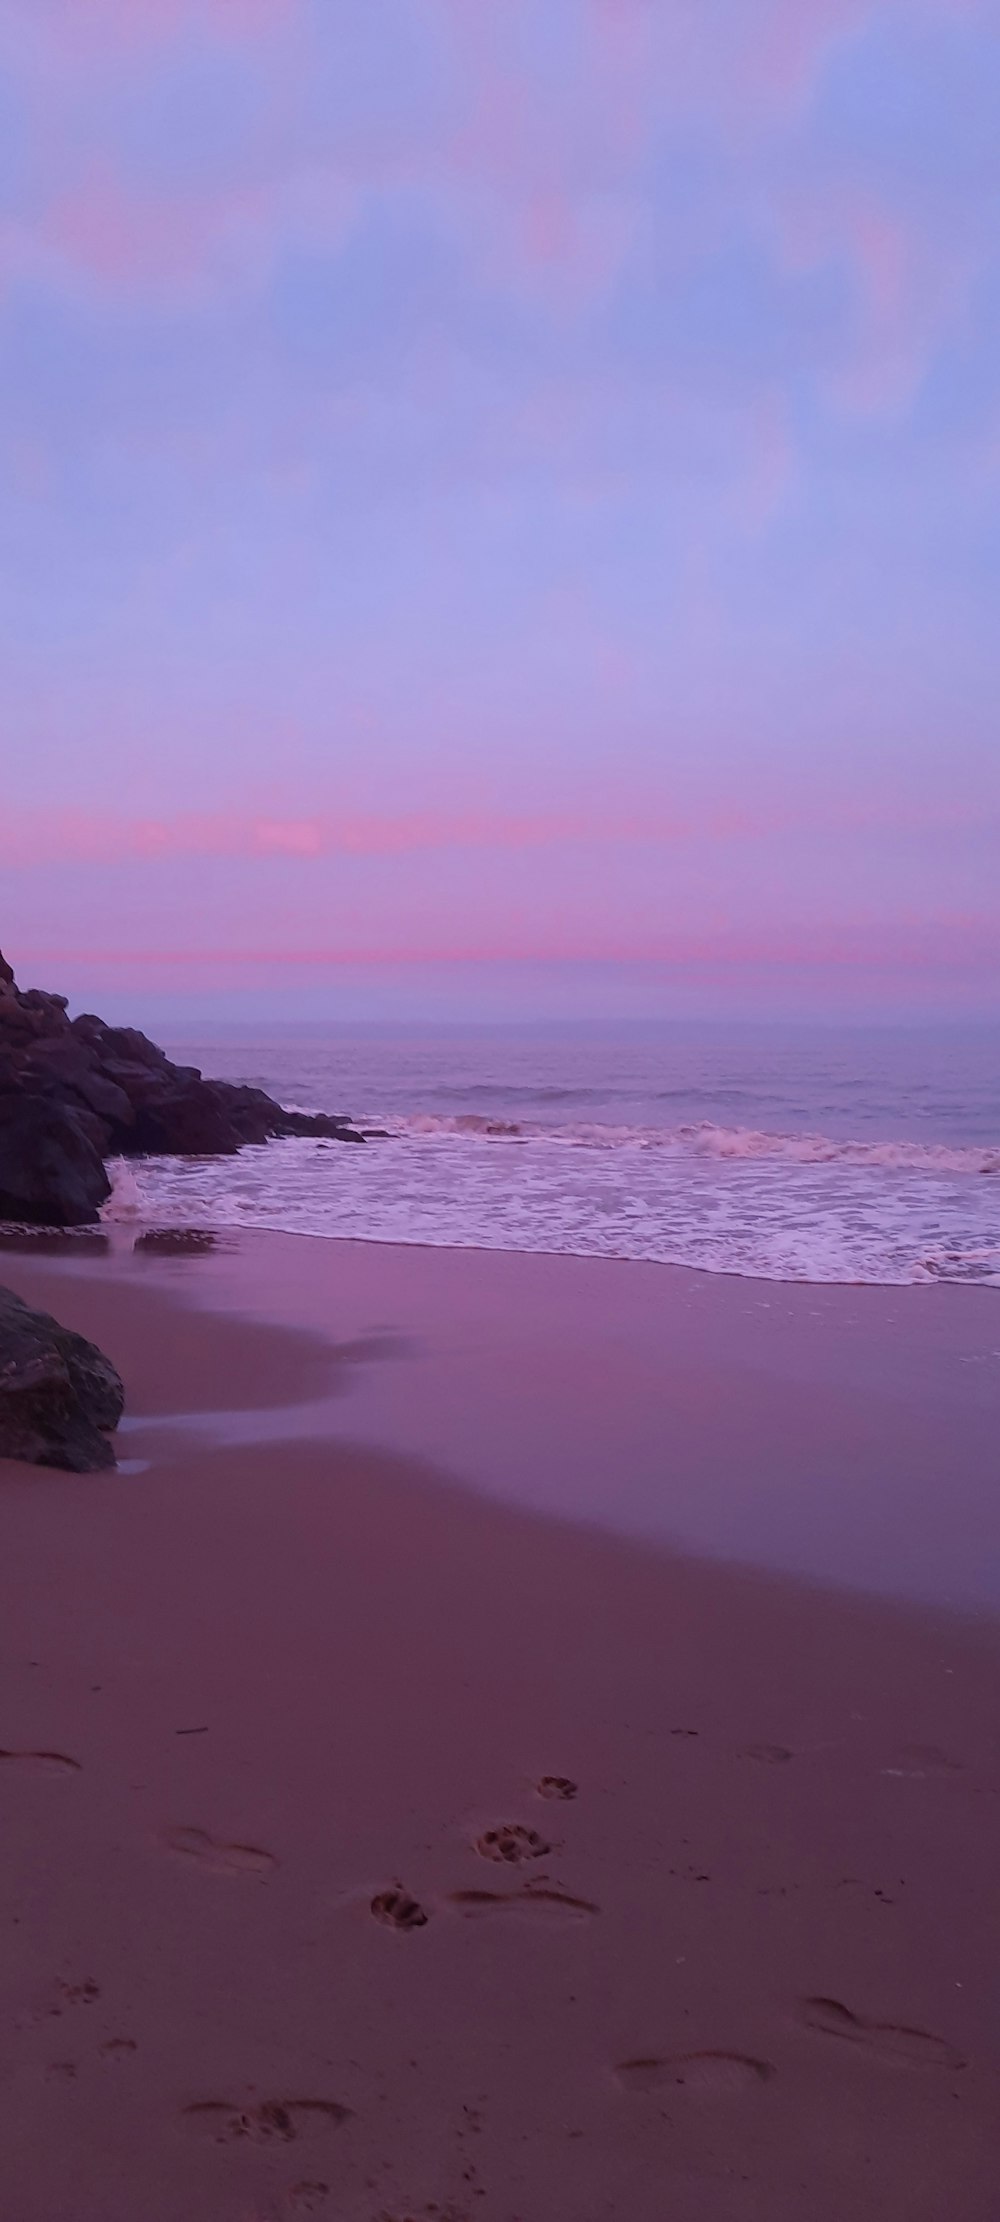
[{"x1": 1, "y1": 1233, "x2": 999, "y2": 2221}]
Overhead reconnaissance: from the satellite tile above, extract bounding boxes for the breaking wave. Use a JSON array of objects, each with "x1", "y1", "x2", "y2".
[
  {"x1": 388, "y1": 1113, "x2": 1000, "y2": 1174},
  {"x1": 101, "y1": 1109, "x2": 1000, "y2": 1290}
]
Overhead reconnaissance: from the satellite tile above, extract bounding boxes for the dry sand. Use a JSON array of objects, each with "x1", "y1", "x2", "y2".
[{"x1": 1, "y1": 1235, "x2": 999, "y2": 2221}]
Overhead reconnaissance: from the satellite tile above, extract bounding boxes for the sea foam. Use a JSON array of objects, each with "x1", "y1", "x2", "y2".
[{"x1": 101, "y1": 1117, "x2": 1000, "y2": 1289}]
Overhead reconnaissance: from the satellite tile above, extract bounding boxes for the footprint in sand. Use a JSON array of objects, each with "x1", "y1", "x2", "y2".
[
  {"x1": 181, "y1": 2099, "x2": 351, "y2": 2146},
  {"x1": 286, "y1": 2187, "x2": 331, "y2": 2216},
  {"x1": 615, "y1": 2052, "x2": 774, "y2": 2096},
  {"x1": 799, "y1": 1997, "x2": 965, "y2": 2069},
  {"x1": 449, "y1": 1884, "x2": 598, "y2": 1924},
  {"x1": 162, "y1": 1825, "x2": 276, "y2": 1880},
  {"x1": 50, "y1": 1978, "x2": 101, "y2": 2014},
  {"x1": 0, "y1": 1748, "x2": 80, "y2": 1775},
  {"x1": 376, "y1": 2208, "x2": 470, "y2": 2222},
  {"x1": 536, "y1": 1776, "x2": 578, "y2": 1802},
  {"x1": 100, "y1": 2037, "x2": 137, "y2": 2063},
  {"x1": 18, "y1": 1978, "x2": 100, "y2": 2031},
  {"x1": 371, "y1": 1887, "x2": 429, "y2": 1931},
  {"x1": 474, "y1": 1824, "x2": 551, "y2": 1864}
]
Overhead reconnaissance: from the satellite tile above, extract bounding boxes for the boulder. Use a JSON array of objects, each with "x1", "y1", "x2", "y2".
[
  {"x1": 0, "y1": 1284, "x2": 124, "y2": 1470},
  {"x1": 0, "y1": 1098, "x2": 112, "y2": 1226},
  {"x1": 0, "y1": 996, "x2": 46, "y2": 1045},
  {"x1": 128, "y1": 1081, "x2": 243, "y2": 1156},
  {"x1": 277, "y1": 1107, "x2": 368, "y2": 1142},
  {"x1": 19, "y1": 1037, "x2": 135, "y2": 1128},
  {"x1": 70, "y1": 1019, "x2": 169, "y2": 1071},
  {"x1": 0, "y1": 946, "x2": 368, "y2": 1220}
]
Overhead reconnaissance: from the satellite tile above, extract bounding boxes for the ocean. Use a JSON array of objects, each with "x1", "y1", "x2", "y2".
[{"x1": 99, "y1": 1021, "x2": 1000, "y2": 1290}]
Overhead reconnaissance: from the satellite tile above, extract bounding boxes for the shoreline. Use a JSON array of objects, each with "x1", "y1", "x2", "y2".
[
  {"x1": 11, "y1": 1195, "x2": 1000, "y2": 1305},
  {"x1": 106, "y1": 1199, "x2": 1000, "y2": 1289},
  {"x1": 2, "y1": 1237, "x2": 999, "y2": 2217},
  {"x1": 96, "y1": 1078, "x2": 1000, "y2": 1290},
  {"x1": 7, "y1": 1223, "x2": 999, "y2": 1612}
]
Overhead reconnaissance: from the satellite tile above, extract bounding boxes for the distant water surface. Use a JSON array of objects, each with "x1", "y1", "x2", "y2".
[{"x1": 104, "y1": 1022, "x2": 1000, "y2": 1289}]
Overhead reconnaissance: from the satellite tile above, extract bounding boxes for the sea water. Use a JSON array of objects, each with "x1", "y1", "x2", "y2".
[{"x1": 104, "y1": 1022, "x2": 1000, "y2": 1289}]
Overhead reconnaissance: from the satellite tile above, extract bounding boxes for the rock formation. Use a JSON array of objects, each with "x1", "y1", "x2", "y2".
[
  {"x1": 0, "y1": 948, "x2": 366, "y2": 1226},
  {"x1": 0, "y1": 1284, "x2": 125, "y2": 1470}
]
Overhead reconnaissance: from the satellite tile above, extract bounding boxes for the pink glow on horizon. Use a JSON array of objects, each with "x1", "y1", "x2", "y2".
[
  {"x1": 2, "y1": 797, "x2": 996, "y2": 868},
  {"x1": 14, "y1": 916, "x2": 998, "y2": 974}
]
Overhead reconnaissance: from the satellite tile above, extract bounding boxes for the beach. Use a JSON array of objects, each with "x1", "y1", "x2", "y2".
[{"x1": 1, "y1": 1232, "x2": 999, "y2": 2221}]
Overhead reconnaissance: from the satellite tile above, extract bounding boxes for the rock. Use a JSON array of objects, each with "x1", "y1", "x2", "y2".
[
  {"x1": 0, "y1": 947, "x2": 369, "y2": 1220},
  {"x1": 0, "y1": 1284, "x2": 124, "y2": 1470},
  {"x1": 19, "y1": 1038, "x2": 135, "y2": 1128},
  {"x1": 128, "y1": 1082, "x2": 243, "y2": 1156},
  {"x1": 20, "y1": 987, "x2": 69, "y2": 1014},
  {"x1": 277, "y1": 1109, "x2": 368, "y2": 1141},
  {"x1": 0, "y1": 996, "x2": 47, "y2": 1045},
  {"x1": 70, "y1": 1018, "x2": 169, "y2": 1072},
  {"x1": 0, "y1": 1099, "x2": 112, "y2": 1227}
]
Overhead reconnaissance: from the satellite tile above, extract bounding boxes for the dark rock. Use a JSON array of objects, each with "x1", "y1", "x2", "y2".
[
  {"x1": 0, "y1": 946, "x2": 368, "y2": 1218},
  {"x1": 20, "y1": 1038, "x2": 135, "y2": 1128},
  {"x1": 277, "y1": 1108, "x2": 368, "y2": 1142},
  {"x1": 0, "y1": 1283, "x2": 124, "y2": 1470},
  {"x1": 128, "y1": 1083, "x2": 243, "y2": 1156},
  {"x1": 97, "y1": 1059, "x2": 169, "y2": 1097},
  {"x1": 0, "y1": 1099, "x2": 112, "y2": 1226},
  {"x1": 13, "y1": 1089, "x2": 113, "y2": 1157},
  {"x1": 72, "y1": 1020, "x2": 169, "y2": 1071},
  {"x1": 0, "y1": 997, "x2": 46, "y2": 1044},
  {"x1": 18, "y1": 987, "x2": 71, "y2": 1027},
  {"x1": 187, "y1": 1079, "x2": 276, "y2": 1146}
]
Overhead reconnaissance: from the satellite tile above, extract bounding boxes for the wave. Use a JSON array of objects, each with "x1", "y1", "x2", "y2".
[
  {"x1": 920, "y1": 1247, "x2": 1000, "y2": 1282},
  {"x1": 100, "y1": 1160, "x2": 145, "y2": 1219},
  {"x1": 385, "y1": 1113, "x2": 1000, "y2": 1175},
  {"x1": 97, "y1": 1128, "x2": 1000, "y2": 1289}
]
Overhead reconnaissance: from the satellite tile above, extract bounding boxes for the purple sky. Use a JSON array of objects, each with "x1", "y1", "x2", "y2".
[{"x1": 2, "y1": 0, "x2": 997, "y2": 1021}]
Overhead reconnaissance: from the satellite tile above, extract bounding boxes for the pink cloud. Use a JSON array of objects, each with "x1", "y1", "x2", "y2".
[
  {"x1": 0, "y1": 158, "x2": 357, "y2": 305},
  {"x1": 15, "y1": 915, "x2": 998, "y2": 974},
  {"x1": 1, "y1": 797, "x2": 994, "y2": 868},
  {"x1": 769, "y1": 181, "x2": 977, "y2": 419},
  {"x1": 0, "y1": 806, "x2": 594, "y2": 864},
  {"x1": 3, "y1": 0, "x2": 973, "y2": 332},
  {"x1": 5, "y1": 0, "x2": 298, "y2": 61}
]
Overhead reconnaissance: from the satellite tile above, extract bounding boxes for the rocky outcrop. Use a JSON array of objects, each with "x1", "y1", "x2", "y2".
[
  {"x1": 0, "y1": 1099, "x2": 112, "y2": 1228},
  {"x1": 0, "y1": 1284, "x2": 125, "y2": 1470},
  {"x1": 0, "y1": 948, "x2": 367, "y2": 1226}
]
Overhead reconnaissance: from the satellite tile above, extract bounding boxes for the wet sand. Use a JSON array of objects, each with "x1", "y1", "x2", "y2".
[{"x1": 1, "y1": 1235, "x2": 999, "y2": 2220}]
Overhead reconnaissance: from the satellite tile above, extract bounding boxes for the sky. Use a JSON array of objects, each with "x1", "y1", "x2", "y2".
[{"x1": 1, "y1": 0, "x2": 998, "y2": 1023}]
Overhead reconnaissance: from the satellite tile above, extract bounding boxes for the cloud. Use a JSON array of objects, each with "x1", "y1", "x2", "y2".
[
  {"x1": 2, "y1": 0, "x2": 990, "y2": 366},
  {"x1": 15, "y1": 914, "x2": 997, "y2": 974},
  {"x1": 1, "y1": 798, "x2": 992, "y2": 868},
  {"x1": 0, "y1": 0, "x2": 994, "y2": 1028},
  {"x1": 0, "y1": 805, "x2": 592, "y2": 864},
  {"x1": 768, "y1": 177, "x2": 981, "y2": 418},
  {"x1": 2, "y1": 0, "x2": 298, "y2": 63},
  {"x1": 0, "y1": 159, "x2": 358, "y2": 306}
]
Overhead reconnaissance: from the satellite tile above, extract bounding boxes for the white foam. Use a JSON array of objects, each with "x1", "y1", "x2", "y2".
[
  {"x1": 100, "y1": 1158, "x2": 145, "y2": 1220},
  {"x1": 385, "y1": 1112, "x2": 1000, "y2": 1174},
  {"x1": 109, "y1": 1120, "x2": 1000, "y2": 1289}
]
